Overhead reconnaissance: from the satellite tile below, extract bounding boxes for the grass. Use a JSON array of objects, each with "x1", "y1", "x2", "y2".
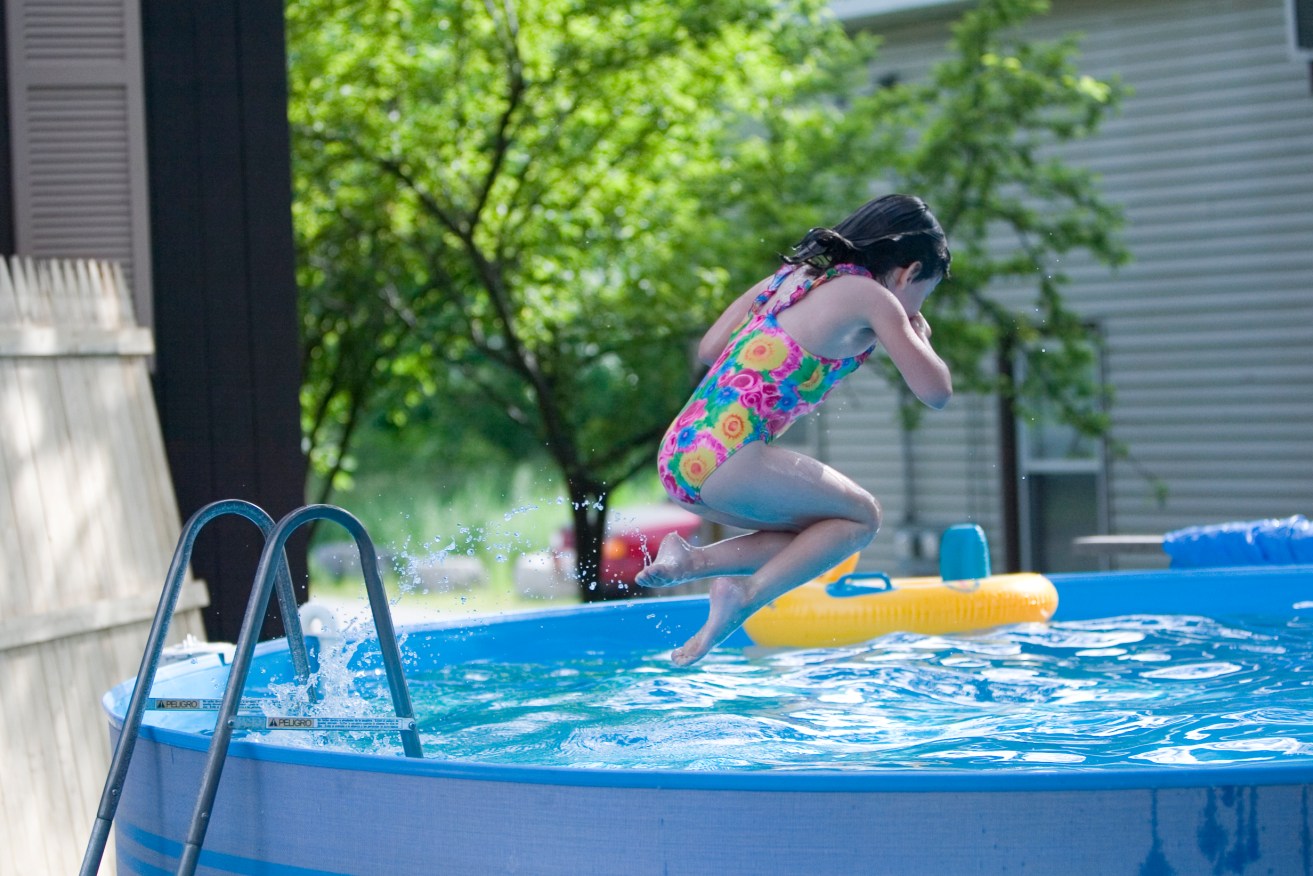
[{"x1": 308, "y1": 460, "x2": 668, "y2": 615}]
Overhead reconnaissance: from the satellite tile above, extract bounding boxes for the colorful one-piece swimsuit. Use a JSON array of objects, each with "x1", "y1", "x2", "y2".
[{"x1": 657, "y1": 262, "x2": 876, "y2": 506}]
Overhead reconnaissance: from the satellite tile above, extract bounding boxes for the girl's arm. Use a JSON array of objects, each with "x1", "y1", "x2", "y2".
[
  {"x1": 697, "y1": 276, "x2": 772, "y2": 365},
  {"x1": 869, "y1": 292, "x2": 952, "y2": 409}
]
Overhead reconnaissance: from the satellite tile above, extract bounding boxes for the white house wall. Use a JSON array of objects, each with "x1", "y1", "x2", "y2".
[{"x1": 833, "y1": 0, "x2": 1313, "y2": 572}]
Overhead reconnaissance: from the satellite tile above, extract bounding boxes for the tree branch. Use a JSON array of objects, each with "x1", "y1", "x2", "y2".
[
  {"x1": 470, "y1": 0, "x2": 527, "y2": 230},
  {"x1": 314, "y1": 387, "x2": 367, "y2": 506}
]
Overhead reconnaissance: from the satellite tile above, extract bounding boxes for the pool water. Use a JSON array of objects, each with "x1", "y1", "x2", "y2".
[{"x1": 274, "y1": 612, "x2": 1313, "y2": 771}]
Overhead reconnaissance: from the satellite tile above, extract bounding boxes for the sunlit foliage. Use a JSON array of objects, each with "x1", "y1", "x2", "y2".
[{"x1": 288, "y1": 0, "x2": 1125, "y2": 595}]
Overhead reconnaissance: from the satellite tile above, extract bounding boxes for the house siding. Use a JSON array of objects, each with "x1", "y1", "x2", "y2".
[{"x1": 835, "y1": 0, "x2": 1313, "y2": 572}]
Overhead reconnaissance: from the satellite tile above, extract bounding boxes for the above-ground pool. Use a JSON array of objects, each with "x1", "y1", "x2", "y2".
[{"x1": 106, "y1": 566, "x2": 1313, "y2": 875}]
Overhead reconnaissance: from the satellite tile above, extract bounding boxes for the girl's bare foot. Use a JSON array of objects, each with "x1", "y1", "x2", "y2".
[
  {"x1": 671, "y1": 578, "x2": 757, "y2": 666},
  {"x1": 635, "y1": 532, "x2": 699, "y2": 588}
]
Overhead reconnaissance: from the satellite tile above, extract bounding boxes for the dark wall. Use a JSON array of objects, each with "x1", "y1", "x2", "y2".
[
  {"x1": 0, "y1": 11, "x2": 13, "y2": 253},
  {"x1": 142, "y1": 0, "x2": 308, "y2": 641}
]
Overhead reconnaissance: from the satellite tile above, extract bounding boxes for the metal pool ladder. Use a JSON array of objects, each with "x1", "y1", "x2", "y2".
[{"x1": 80, "y1": 501, "x2": 424, "y2": 876}]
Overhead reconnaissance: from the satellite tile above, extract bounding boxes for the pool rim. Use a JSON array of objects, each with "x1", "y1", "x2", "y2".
[{"x1": 105, "y1": 567, "x2": 1313, "y2": 795}]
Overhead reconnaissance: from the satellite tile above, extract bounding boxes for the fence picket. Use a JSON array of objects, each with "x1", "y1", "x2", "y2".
[{"x1": 0, "y1": 257, "x2": 207, "y2": 875}]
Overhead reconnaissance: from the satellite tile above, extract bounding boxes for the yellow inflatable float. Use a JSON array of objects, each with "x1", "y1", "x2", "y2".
[{"x1": 742, "y1": 536, "x2": 1058, "y2": 648}]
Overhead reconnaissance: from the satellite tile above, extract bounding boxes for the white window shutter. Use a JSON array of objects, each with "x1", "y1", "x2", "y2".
[{"x1": 4, "y1": 0, "x2": 154, "y2": 328}]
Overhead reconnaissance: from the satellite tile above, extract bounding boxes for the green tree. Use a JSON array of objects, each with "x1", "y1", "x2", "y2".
[
  {"x1": 718, "y1": 0, "x2": 1128, "y2": 430},
  {"x1": 288, "y1": 0, "x2": 1125, "y2": 598}
]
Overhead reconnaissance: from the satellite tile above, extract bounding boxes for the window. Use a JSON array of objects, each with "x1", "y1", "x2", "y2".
[{"x1": 1016, "y1": 340, "x2": 1108, "y2": 572}]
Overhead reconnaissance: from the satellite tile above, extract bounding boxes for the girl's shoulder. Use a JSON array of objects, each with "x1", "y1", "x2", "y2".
[{"x1": 814, "y1": 265, "x2": 890, "y2": 299}]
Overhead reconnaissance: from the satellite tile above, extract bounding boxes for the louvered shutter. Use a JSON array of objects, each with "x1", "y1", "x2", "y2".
[{"x1": 4, "y1": 0, "x2": 154, "y2": 327}]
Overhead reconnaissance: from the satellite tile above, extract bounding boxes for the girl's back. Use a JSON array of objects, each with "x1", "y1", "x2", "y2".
[{"x1": 765, "y1": 269, "x2": 882, "y2": 361}]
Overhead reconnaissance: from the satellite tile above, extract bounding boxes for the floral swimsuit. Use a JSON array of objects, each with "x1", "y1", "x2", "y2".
[{"x1": 657, "y1": 262, "x2": 876, "y2": 506}]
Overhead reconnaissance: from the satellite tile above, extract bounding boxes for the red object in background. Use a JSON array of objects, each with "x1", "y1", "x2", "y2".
[{"x1": 558, "y1": 504, "x2": 703, "y2": 597}]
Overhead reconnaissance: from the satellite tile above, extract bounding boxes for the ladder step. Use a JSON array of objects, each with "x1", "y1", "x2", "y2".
[
  {"x1": 145, "y1": 699, "x2": 415, "y2": 731},
  {"x1": 229, "y1": 715, "x2": 417, "y2": 732},
  {"x1": 148, "y1": 697, "x2": 272, "y2": 711}
]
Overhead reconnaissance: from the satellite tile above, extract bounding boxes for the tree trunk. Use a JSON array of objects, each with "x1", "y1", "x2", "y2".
[{"x1": 569, "y1": 489, "x2": 612, "y2": 603}]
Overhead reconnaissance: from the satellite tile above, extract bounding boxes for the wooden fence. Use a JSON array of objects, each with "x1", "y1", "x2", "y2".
[{"x1": 0, "y1": 257, "x2": 208, "y2": 874}]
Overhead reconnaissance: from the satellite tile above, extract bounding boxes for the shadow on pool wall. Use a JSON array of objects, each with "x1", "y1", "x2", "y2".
[{"x1": 104, "y1": 565, "x2": 1313, "y2": 876}]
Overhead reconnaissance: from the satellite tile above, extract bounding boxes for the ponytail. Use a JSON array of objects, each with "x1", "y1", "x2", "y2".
[
  {"x1": 783, "y1": 227, "x2": 862, "y2": 268},
  {"x1": 781, "y1": 195, "x2": 951, "y2": 282}
]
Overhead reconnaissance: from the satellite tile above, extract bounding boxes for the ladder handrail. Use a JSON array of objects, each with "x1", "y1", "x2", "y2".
[
  {"x1": 175, "y1": 504, "x2": 423, "y2": 876},
  {"x1": 80, "y1": 499, "x2": 306, "y2": 876}
]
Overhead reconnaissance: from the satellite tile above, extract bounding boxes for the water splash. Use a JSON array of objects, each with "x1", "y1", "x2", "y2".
[{"x1": 260, "y1": 633, "x2": 397, "y2": 753}]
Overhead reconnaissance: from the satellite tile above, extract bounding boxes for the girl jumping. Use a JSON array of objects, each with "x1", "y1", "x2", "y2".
[{"x1": 637, "y1": 194, "x2": 953, "y2": 665}]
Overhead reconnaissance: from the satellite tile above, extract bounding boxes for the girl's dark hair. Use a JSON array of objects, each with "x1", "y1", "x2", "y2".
[{"x1": 782, "y1": 194, "x2": 951, "y2": 282}]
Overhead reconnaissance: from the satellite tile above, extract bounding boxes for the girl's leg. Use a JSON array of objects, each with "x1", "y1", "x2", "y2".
[
  {"x1": 635, "y1": 525, "x2": 797, "y2": 588},
  {"x1": 669, "y1": 442, "x2": 882, "y2": 666},
  {"x1": 637, "y1": 481, "x2": 868, "y2": 589}
]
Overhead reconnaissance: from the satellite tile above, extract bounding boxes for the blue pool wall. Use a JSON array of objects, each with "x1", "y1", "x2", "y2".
[
  {"x1": 106, "y1": 564, "x2": 1313, "y2": 875},
  {"x1": 112, "y1": 738, "x2": 1312, "y2": 876}
]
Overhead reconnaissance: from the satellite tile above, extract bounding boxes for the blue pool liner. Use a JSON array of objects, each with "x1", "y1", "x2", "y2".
[{"x1": 1163, "y1": 515, "x2": 1313, "y2": 568}]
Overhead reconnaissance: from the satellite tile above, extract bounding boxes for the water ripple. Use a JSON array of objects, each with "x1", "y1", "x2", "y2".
[{"x1": 289, "y1": 613, "x2": 1313, "y2": 771}]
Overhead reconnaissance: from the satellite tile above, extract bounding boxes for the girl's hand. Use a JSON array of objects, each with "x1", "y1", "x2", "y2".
[
  {"x1": 909, "y1": 312, "x2": 932, "y2": 343},
  {"x1": 868, "y1": 289, "x2": 951, "y2": 410}
]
